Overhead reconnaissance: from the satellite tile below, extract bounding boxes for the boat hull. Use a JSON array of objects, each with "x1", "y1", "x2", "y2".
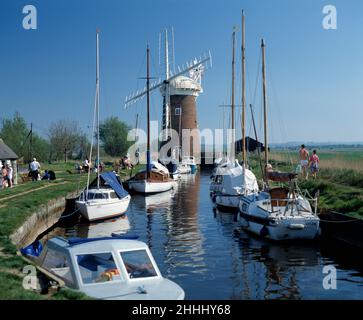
[
  {"x1": 239, "y1": 213, "x2": 320, "y2": 240},
  {"x1": 76, "y1": 195, "x2": 131, "y2": 221},
  {"x1": 215, "y1": 195, "x2": 240, "y2": 211},
  {"x1": 128, "y1": 180, "x2": 175, "y2": 194}
]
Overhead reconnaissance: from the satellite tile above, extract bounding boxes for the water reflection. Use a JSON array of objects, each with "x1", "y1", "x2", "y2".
[{"x1": 45, "y1": 171, "x2": 363, "y2": 300}]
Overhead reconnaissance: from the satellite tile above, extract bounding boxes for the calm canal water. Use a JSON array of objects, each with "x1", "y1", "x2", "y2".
[{"x1": 46, "y1": 170, "x2": 363, "y2": 300}]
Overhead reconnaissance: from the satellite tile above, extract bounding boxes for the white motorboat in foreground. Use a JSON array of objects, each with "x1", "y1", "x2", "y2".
[{"x1": 21, "y1": 235, "x2": 185, "y2": 300}]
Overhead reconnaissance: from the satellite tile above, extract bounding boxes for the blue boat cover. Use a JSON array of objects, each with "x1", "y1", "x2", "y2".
[
  {"x1": 20, "y1": 240, "x2": 43, "y2": 257},
  {"x1": 100, "y1": 172, "x2": 128, "y2": 199}
]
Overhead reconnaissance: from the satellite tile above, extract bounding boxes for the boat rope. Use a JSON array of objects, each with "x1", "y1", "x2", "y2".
[
  {"x1": 318, "y1": 213, "x2": 363, "y2": 224},
  {"x1": 58, "y1": 207, "x2": 80, "y2": 219}
]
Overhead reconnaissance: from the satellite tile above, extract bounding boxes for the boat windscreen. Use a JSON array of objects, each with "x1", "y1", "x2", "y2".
[
  {"x1": 77, "y1": 253, "x2": 122, "y2": 284},
  {"x1": 120, "y1": 250, "x2": 157, "y2": 279},
  {"x1": 42, "y1": 250, "x2": 75, "y2": 286}
]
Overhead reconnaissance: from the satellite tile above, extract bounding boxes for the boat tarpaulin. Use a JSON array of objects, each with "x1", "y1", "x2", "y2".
[{"x1": 100, "y1": 172, "x2": 129, "y2": 198}]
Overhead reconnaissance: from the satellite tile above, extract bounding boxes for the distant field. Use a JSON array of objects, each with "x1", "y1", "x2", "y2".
[{"x1": 269, "y1": 148, "x2": 363, "y2": 173}]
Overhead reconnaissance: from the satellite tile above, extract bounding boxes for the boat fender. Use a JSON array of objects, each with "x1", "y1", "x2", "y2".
[
  {"x1": 260, "y1": 225, "x2": 269, "y2": 237},
  {"x1": 288, "y1": 224, "x2": 305, "y2": 230}
]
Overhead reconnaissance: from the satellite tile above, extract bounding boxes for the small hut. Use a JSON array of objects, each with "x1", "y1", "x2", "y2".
[{"x1": 0, "y1": 138, "x2": 19, "y2": 185}]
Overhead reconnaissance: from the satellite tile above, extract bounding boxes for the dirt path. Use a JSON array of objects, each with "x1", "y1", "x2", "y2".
[{"x1": 0, "y1": 181, "x2": 68, "y2": 203}]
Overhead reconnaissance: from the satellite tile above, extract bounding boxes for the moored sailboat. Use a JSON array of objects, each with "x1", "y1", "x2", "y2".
[
  {"x1": 126, "y1": 46, "x2": 175, "y2": 195},
  {"x1": 214, "y1": 13, "x2": 259, "y2": 211},
  {"x1": 75, "y1": 31, "x2": 131, "y2": 221},
  {"x1": 238, "y1": 39, "x2": 320, "y2": 240}
]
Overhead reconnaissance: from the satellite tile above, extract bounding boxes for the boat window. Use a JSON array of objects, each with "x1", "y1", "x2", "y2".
[
  {"x1": 110, "y1": 192, "x2": 118, "y2": 199},
  {"x1": 76, "y1": 253, "x2": 122, "y2": 284},
  {"x1": 42, "y1": 250, "x2": 75, "y2": 286},
  {"x1": 120, "y1": 250, "x2": 157, "y2": 279},
  {"x1": 93, "y1": 193, "x2": 109, "y2": 199}
]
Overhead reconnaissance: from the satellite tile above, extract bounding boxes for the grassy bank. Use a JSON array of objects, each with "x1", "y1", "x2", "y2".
[
  {"x1": 252, "y1": 149, "x2": 363, "y2": 219},
  {"x1": 0, "y1": 161, "x2": 94, "y2": 299},
  {"x1": 0, "y1": 159, "x2": 144, "y2": 299}
]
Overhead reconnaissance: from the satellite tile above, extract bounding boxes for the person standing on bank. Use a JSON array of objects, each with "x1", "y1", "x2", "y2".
[
  {"x1": 299, "y1": 144, "x2": 309, "y2": 180},
  {"x1": 309, "y1": 150, "x2": 320, "y2": 179},
  {"x1": 5, "y1": 163, "x2": 13, "y2": 188},
  {"x1": 29, "y1": 157, "x2": 41, "y2": 181},
  {"x1": 1, "y1": 165, "x2": 8, "y2": 189}
]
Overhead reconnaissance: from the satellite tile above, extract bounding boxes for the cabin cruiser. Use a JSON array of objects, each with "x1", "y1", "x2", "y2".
[
  {"x1": 21, "y1": 236, "x2": 185, "y2": 300},
  {"x1": 214, "y1": 160, "x2": 259, "y2": 211}
]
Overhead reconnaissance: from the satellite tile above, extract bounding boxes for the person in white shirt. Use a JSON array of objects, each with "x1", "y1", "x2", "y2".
[
  {"x1": 29, "y1": 158, "x2": 41, "y2": 181},
  {"x1": 5, "y1": 164, "x2": 13, "y2": 187}
]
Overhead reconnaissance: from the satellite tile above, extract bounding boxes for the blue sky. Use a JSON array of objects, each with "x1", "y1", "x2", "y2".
[{"x1": 1, "y1": 0, "x2": 362, "y2": 143}]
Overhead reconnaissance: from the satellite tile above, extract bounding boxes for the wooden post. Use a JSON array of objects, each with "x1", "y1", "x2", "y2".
[{"x1": 12, "y1": 160, "x2": 18, "y2": 185}]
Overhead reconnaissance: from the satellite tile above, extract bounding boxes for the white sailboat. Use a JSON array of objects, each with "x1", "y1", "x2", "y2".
[
  {"x1": 238, "y1": 39, "x2": 320, "y2": 240},
  {"x1": 127, "y1": 46, "x2": 175, "y2": 194},
  {"x1": 76, "y1": 31, "x2": 131, "y2": 221},
  {"x1": 215, "y1": 14, "x2": 259, "y2": 211}
]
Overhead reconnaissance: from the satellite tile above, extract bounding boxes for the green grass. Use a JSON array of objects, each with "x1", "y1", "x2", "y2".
[
  {"x1": 0, "y1": 159, "x2": 144, "y2": 300},
  {"x1": 0, "y1": 161, "x2": 103, "y2": 300},
  {"x1": 250, "y1": 149, "x2": 363, "y2": 219}
]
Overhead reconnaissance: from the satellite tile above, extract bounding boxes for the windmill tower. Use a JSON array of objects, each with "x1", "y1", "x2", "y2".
[{"x1": 125, "y1": 28, "x2": 211, "y2": 164}]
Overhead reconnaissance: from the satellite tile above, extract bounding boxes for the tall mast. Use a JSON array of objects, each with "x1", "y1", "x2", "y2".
[
  {"x1": 165, "y1": 29, "x2": 170, "y2": 80},
  {"x1": 96, "y1": 30, "x2": 100, "y2": 189},
  {"x1": 146, "y1": 45, "x2": 151, "y2": 180},
  {"x1": 162, "y1": 29, "x2": 171, "y2": 142},
  {"x1": 261, "y1": 39, "x2": 268, "y2": 174},
  {"x1": 231, "y1": 29, "x2": 236, "y2": 159},
  {"x1": 241, "y1": 11, "x2": 246, "y2": 167}
]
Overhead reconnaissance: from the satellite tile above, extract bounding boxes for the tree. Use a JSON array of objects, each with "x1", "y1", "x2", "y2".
[
  {"x1": 0, "y1": 112, "x2": 50, "y2": 162},
  {"x1": 48, "y1": 120, "x2": 87, "y2": 162},
  {"x1": 0, "y1": 112, "x2": 28, "y2": 156},
  {"x1": 99, "y1": 117, "x2": 132, "y2": 157}
]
